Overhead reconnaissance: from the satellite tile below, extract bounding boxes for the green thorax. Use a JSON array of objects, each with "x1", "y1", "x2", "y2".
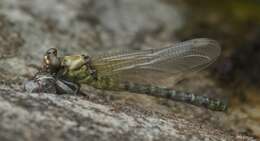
[
  {"x1": 58, "y1": 55, "x2": 119, "y2": 90},
  {"x1": 63, "y1": 65, "x2": 120, "y2": 90}
]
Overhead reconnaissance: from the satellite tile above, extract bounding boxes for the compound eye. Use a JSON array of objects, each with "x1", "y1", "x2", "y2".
[
  {"x1": 82, "y1": 55, "x2": 89, "y2": 60},
  {"x1": 53, "y1": 50, "x2": 57, "y2": 56},
  {"x1": 46, "y1": 48, "x2": 58, "y2": 55},
  {"x1": 53, "y1": 48, "x2": 58, "y2": 55}
]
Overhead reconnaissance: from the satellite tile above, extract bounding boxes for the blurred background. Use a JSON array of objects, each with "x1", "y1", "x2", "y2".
[
  {"x1": 0, "y1": 0, "x2": 259, "y2": 139},
  {"x1": 177, "y1": 0, "x2": 260, "y2": 137}
]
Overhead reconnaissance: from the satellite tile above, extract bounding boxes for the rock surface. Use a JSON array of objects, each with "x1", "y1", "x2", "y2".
[
  {"x1": 0, "y1": 0, "x2": 257, "y2": 140},
  {"x1": 0, "y1": 88, "x2": 255, "y2": 141}
]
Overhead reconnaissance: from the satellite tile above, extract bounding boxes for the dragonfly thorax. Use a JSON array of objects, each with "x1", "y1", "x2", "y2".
[{"x1": 59, "y1": 54, "x2": 98, "y2": 81}]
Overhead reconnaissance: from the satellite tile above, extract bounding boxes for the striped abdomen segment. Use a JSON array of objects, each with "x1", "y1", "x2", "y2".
[{"x1": 119, "y1": 82, "x2": 228, "y2": 111}]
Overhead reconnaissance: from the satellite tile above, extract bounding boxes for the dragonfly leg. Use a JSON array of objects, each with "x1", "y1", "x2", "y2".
[
  {"x1": 63, "y1": 80, "x2": 80, "y2": 95},
  {"x1": 82, "y1": 55, "x2": 97, "y2": 80},
  {"x1": 56, "y1": 79, "x2": 81, "y2": 95}
]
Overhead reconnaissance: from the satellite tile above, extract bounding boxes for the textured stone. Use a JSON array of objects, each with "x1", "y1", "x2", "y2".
[{"x1": 0, "y1": 89, "x2": 255, "y2": 141}]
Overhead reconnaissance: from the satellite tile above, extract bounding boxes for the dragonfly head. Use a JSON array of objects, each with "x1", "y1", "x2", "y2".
[{"x1": 43, "y1": 48, "x2": 61, "y2": 73}]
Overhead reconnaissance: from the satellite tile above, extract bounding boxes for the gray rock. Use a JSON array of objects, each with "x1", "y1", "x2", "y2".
[{"x1": 0, "y1": 89, "x2": 255, "y2": 141}]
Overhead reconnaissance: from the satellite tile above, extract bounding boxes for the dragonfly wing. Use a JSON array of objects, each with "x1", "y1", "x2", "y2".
[
  {"x1": 92, "y1": 38, "x2": 221, "y2": 83},
  {"x1": 92, "y1": 48, "x2": 159, "y2": 75}
]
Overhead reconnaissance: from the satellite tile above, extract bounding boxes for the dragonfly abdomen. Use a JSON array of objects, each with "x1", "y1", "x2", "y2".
[{"x1": 119, "y1": 81, "x2": 228, "y2": 111}]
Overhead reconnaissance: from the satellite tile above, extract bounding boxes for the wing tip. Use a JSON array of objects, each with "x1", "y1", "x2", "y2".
[
  {"x1": 191, "y1": 38, "x2": 221, "y2": 57},
  {"x1": 191, "y1": 38, "x2": 220, "y2": 46}
]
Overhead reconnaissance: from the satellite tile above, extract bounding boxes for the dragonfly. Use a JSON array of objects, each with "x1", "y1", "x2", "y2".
[{"x1": 24, "y1": 38, "x2": 227, "y2": 111}]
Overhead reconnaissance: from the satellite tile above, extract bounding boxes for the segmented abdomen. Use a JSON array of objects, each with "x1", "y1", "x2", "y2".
[{"x1": 119, "y1": 81, "x2": 227, "y2": 111}]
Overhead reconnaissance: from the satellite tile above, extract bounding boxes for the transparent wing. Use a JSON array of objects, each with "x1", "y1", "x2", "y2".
[{"x1": 92, "y1": 38, "x2": 221, "y2": 84}]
